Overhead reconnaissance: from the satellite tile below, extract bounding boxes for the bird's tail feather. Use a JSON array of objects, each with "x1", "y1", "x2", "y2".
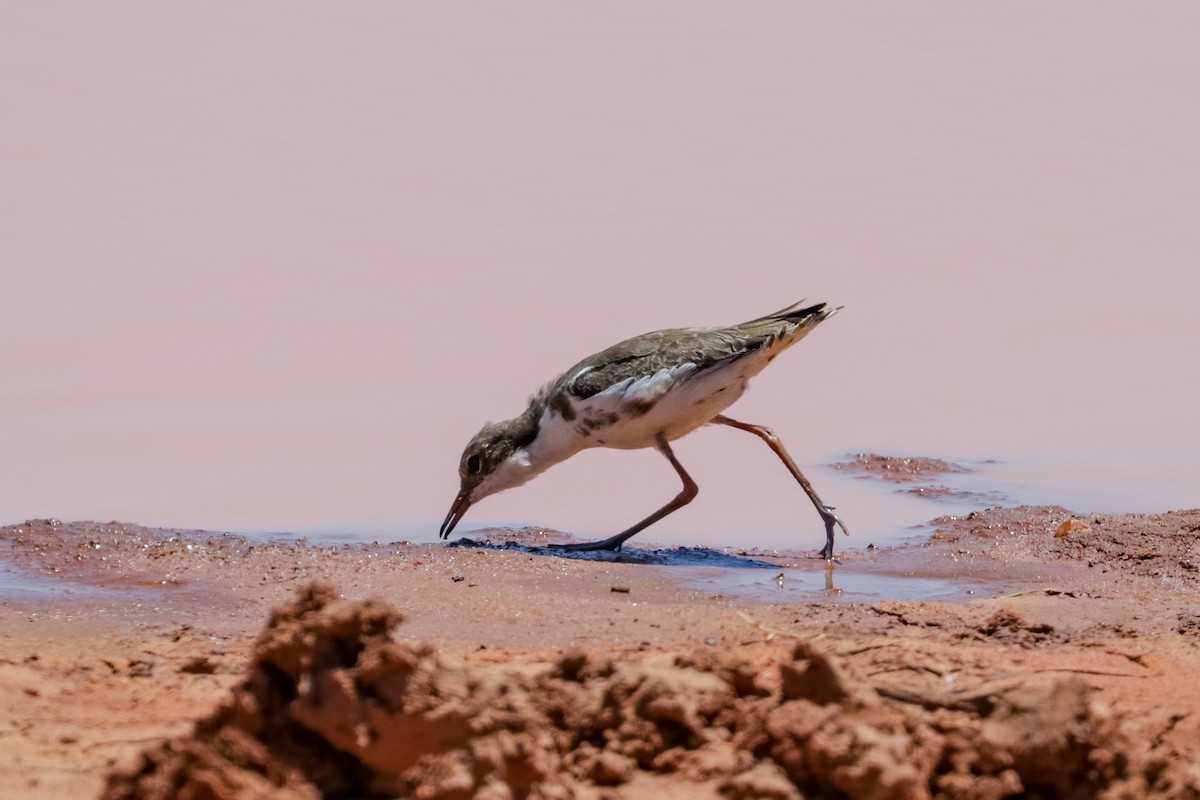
[
  {"x1": 740, "y1": 300, "x2": 838, "y2": 327},
  {"x1": 731, "y1": 300, "x2": 839, "y2": 353}
]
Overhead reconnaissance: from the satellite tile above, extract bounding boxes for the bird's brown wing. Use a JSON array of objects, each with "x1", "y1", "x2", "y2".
[
  {"x1": 556, "y1": 302, "x2": 831, "y2": 400},
  {"x1": 560, "y1": 328, "x2": 749, "y2": 400}
]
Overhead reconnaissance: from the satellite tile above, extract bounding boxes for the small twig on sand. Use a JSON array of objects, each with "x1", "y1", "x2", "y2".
[
  {"x1": 873, "y1": 678, "x2": 1024, "y2": 713},
  {"x1": 1032, "y1": 667, "x2": 1151, "y2": 678},
  {"x1": 736, "y1": 611, "x2": 827, "y2": 643}
]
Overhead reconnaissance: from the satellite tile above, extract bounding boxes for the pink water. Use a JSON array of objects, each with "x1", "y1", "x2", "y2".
[{"x1": 3, "y1": 3, "x2": 1197, "y2": 550}]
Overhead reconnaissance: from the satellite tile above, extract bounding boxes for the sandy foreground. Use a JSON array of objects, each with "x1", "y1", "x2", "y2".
[{"x1": 2, "y1": 499, "x2": 1199, "y2": 798}]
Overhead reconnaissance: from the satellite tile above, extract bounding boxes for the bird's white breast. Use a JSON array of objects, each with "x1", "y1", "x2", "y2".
[{"x1": 562, "y1": 357, "x2": 762, "y2": 450}]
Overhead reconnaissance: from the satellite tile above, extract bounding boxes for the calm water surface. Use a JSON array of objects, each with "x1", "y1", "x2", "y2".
[{"x1": 3, "y1": 4, "x2": 1197, "y2": 551}]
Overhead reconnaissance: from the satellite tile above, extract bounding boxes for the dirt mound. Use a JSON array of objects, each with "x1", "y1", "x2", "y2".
[
  {"x1": 829, "y1": 453, "x2": 969, "y2": 482},
  {"x1": 827, "y1": 454, "x2": 1005, "y2": 506},
  {"x1": 929, "y1": 506, "x2": 1200, "y2": 587},
  {"x1": 103, "y1": 585, "x2": 1189, "y2": 800}
]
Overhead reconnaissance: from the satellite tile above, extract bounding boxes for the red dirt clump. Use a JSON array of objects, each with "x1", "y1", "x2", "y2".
[
  {"x1": 830, "y1": 453, "x2": 969, "y2": 483},
  {"x1": 102, "y1": 583, "x2": 1182, "y2": 800}
]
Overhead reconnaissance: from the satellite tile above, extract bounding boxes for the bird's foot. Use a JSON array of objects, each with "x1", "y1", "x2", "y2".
[
  {"x1": 817, "y1": 504, "x2": 849, "y2": 563},
  {"x1": 820, "y1": 504, "x2": 850, "y2": 537}
]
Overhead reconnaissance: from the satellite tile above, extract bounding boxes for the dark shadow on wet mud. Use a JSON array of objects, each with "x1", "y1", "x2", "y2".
[{"x1": 446, "y1": 529, "x2": 790, "y2": 568}]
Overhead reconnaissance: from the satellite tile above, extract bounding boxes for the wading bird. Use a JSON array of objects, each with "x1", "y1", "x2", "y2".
[{"x1": 440, "y1": 301, "x2": 848, "y2": 559}]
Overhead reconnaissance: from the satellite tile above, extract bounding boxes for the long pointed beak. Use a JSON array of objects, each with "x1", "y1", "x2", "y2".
[{"x1": 439, "y1": 491, "x2": 472, "y2": 539}]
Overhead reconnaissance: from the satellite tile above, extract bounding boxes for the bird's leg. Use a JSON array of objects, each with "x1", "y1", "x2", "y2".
[
  {"x1": 550, "y1": 433, "x2": 698, "y2": 553},
  {"x1": 712, "y1": 414, "x2": 849, "y2": 561}
]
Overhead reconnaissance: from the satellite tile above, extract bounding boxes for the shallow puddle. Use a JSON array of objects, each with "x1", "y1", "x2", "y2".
[
  {"x1": 678, "y1": 563, "x2": 992, "y2": 603},
  {"x1": 0, "y1": 561, "x2": 121, "y2": 601}
]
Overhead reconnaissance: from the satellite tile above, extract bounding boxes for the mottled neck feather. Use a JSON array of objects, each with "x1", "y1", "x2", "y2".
[
  {"x1": 521, "y1": 387, "x2": 586, "y2": 470},
  {"x1": 511, "y1": 397, "x2": 543, "y2": 450}
]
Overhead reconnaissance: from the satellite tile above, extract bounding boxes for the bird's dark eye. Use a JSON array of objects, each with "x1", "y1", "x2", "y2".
[{"x1": 466, "y1": 454, "x2": 483, "y2": 474}]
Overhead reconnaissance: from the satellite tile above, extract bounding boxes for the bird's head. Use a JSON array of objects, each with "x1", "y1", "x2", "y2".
[{"x1": 439, "y1": 411, "x2": 541, "y2": 539}]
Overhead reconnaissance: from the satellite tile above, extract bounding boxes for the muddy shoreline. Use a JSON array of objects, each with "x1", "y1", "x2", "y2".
[{"x1": 2, "y1": 506, "x2": 1198, "y2": 798}]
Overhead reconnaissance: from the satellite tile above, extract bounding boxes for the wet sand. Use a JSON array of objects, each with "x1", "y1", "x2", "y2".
[{"x1": 2, "y1": 502, "x2": 1199, "y2": 798}]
